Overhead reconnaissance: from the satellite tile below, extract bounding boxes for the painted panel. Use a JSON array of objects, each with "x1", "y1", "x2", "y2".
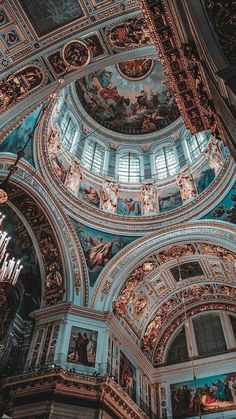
[
  {"x1": 170, "y1": 261, "x2": 204, "y2": 281},
  {"x1": 19, "y1": 0, "x2": 84, "y2": 36},
  {"x1": 117, "y1": 196, "x2": 141, "y2": 216},
  {"x1": 195, "y1": 166, "x2": 215, "y2": 194},
  {"x1": 159, "y1": 187, "x2": 182, "y2": 213},
  {"x1": 74, "y1": 223, "x2": 138, "y2": 286},
  {"x1": 0, "y1": 107, "x2": 42, "y2": 165},
  {"x1": 120, "y1": 350, "x2": 136, "y2": 400},
  {"x1": 171, "y1": 373, "x2": 236, "y2": 418},
  {"x1": 204, "y1": 182, "x2": 236, "y2": 224},
  {"x1": 67, "y1": 326, "x2": 98, "y2": 367}
]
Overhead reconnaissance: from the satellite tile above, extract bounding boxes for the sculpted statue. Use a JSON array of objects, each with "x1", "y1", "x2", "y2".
[
  {"x1": 204, "y1": 136, "x2": 224, "y2": 173},
  {"x1": 177, "y1": 169, "x2": 196, "y2": 201},
  {"x1": 64, "y1": 160, "x2": 83, "y2": 195},
  {"x1": 100, "y1": 179, "x2": 119, "y2": 213},
  {"x1": 141, "y1": 181, "x2": 158, "y2": 215},
  {"x1": 48, "y1": 124, "x2": 60, "y2": 159}
]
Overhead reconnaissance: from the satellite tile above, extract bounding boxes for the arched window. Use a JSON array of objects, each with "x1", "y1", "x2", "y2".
[
  {"x1": 155, "y1": 146, "x2": 177, "y2": 179},
  {"x1": 193, "y1": 313, "x2": 226, "y2": 357},
  {"x1": 166, "y1": 327, "x2": 188, "y2": 365},
  {"x1": 118, "y1": 151, "x2": 141, "y2": 183},
  {"x1": 82, "y1": 139, "x2": 105, "y2": 174},
  {"x1": 61, "y1": 113, "x2": 77, "y2": 151},
  {"x1": 185, "y1": 132, "x2": 208, "y2": 162}
]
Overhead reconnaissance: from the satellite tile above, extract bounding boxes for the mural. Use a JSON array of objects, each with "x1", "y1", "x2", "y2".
[
  {"x1": 76, "y1": 60, "x2": 180, "y2": 135},
  {"x1": 117, "y1": 196, "x2": 141, "y2": 216},
  {"x1": 159, "y1": 187, "x2": 182, "y2": 213},
  {"x1": 73, "y1": 223, "x2": 138, "y2": 286},
  {"x1": 0, "y1": 106, "x2": 42, "y2": 165},
  {"x1": 19, "y1": 0, "x2": 84, "y2": 36},
  {"x1": 79, "y1": 182, "x2": 101, "y2": 208},
  {"x1": 119, "y1": 351, "x2": 136, "y2": 400},
  {"x1": 204, "y1": 182, "x2": 236, "y2": 224},
  {"x1": 67, "y1": 326, "x2": 97, "y2": 367},
  {"x1": 195, "y1": 166, "x2": 215, "y2": 194},
  {"x1": 171, "y1": 261, "x2": 204, "y2": 281},
  {"x1": 171, "y1": 372, "x2": 236, "y2": 418},
  {"x1": 106, "y1": 17, "x2": 151, "y2": 50}
]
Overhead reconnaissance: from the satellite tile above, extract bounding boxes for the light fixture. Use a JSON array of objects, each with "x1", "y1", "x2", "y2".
[{"x1": 0, "y1": 213, "x2": 23, "y2": 286}]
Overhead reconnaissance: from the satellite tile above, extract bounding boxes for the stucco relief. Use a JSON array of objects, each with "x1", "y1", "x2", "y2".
[{"x1": 0, "y1": 63, "x2": 47, "y2": 114}]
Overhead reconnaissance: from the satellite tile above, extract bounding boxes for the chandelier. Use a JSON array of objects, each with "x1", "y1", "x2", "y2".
[{"x1": 0, "y1": 213, "x2": 23, "y2": 286}]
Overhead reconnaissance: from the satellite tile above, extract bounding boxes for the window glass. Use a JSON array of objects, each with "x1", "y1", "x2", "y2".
[
  {"x1": 118, "y1": 152, "x2": 140, "y2": 183},
  {"x1": 167, "y1": 327, "x2": 188, "y2": 364},
  {"x1": 186, "y1": 132, "x2": 208, "y2": 162},
  {"x1": 193, "y1": 313, "x2": 227, "y2": 357},
  {"x1": 229, "y1": 315, "x2": 236, "y2": 340},
  {"x1": 82, "y1": 140, "x2": 105, "y2": 174},
  {"x1": 155, "y1": 146, "x2": 177, "y2": 179},
  {"x1": 61, "y1": 114, "x2": 77, "y2": 150}
]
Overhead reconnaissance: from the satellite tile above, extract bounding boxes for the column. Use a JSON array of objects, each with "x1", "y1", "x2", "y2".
[
  {"x1": 185, "y1": 319, "x2": 198, "y2": 359},
  {"x1": 220, "y1": 312, "x2": 236, "y2": 350}
]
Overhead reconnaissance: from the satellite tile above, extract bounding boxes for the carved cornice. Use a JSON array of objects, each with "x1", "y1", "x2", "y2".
[
  {"x1": 2, "y1": 369, "x2": 148, "y2": 419},
  {"x1": 34, "y1": 105, "x2": 235, "y2": 234},
  {"x1": 138, "y1": 0, "x2": 225, "y2": 141}
]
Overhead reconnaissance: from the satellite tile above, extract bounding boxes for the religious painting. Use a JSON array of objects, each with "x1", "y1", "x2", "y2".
[
  {"x1": 0, "y1": 8, "x2": 10, "y2": 27},
  {"x1": 76, "y1": 60, "x2": 179, "y2": 135},
  {"x1": 195, "y1": 166, "x2": 215, "y2": 194},
  {"x1": 79, "y1": 182, "x2": 101, "y2": 208},
  {"x1": 159, "y1": 187, "x2": 182, "y2": 213},
  {"x1": 86, "y1": 34, "x2": 104, "y2": 58},
  {"x1": 67, "y1": 326, "x2": 98, "y2": 367},
  {"x1": 170, "y1": 261, "x2": 204, "y2": 281},
  {"x1": 204, "y1": 182, "x2": 236, "y2": 224},
  {"x1": 0, "y1": 106, "x2": 42, "y2": 165},
  {"x1": 116, "y1": 59, "x2": 154, "y2": 81},
  {"x1": 48, "y1": 51, "x2": 67, "y2": 75},
  {"x1": 119, "y1": 351, "x2": 136, "y2": 401},
  {"x1": 117, "y1": 196, "x2": 141, "y2": 216},
  {"x1": 1, "y1": 29, "x2": 21, "y2": 48},
  {"x1": 106, "y1": 17, "x2": 151, "y2": 50},
  {"x1": 73, "y1": 223, "x2": 138, "y2": 286},
  {"x1": 62, "y1": 40, "x2": 90, "y2": 68},
  {"x1": 171, "y1": 372, "x2": 236, "y2": 418},
  {"x1": 19, "y1": 0, "x2": 84, "y2": 36}
]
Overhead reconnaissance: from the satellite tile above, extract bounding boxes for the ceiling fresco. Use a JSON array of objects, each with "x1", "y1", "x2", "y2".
[
  {"x1": 19, "y1": 0, "x2": 84, "y2": 36},
  {"x1": 76, "y1": 59, "x2": 180, "y2": 135}
]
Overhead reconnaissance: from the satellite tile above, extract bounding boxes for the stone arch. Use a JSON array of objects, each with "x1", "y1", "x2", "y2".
[{"x1": 0, "y1": 156, "x2": 89, "y2": 307}]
